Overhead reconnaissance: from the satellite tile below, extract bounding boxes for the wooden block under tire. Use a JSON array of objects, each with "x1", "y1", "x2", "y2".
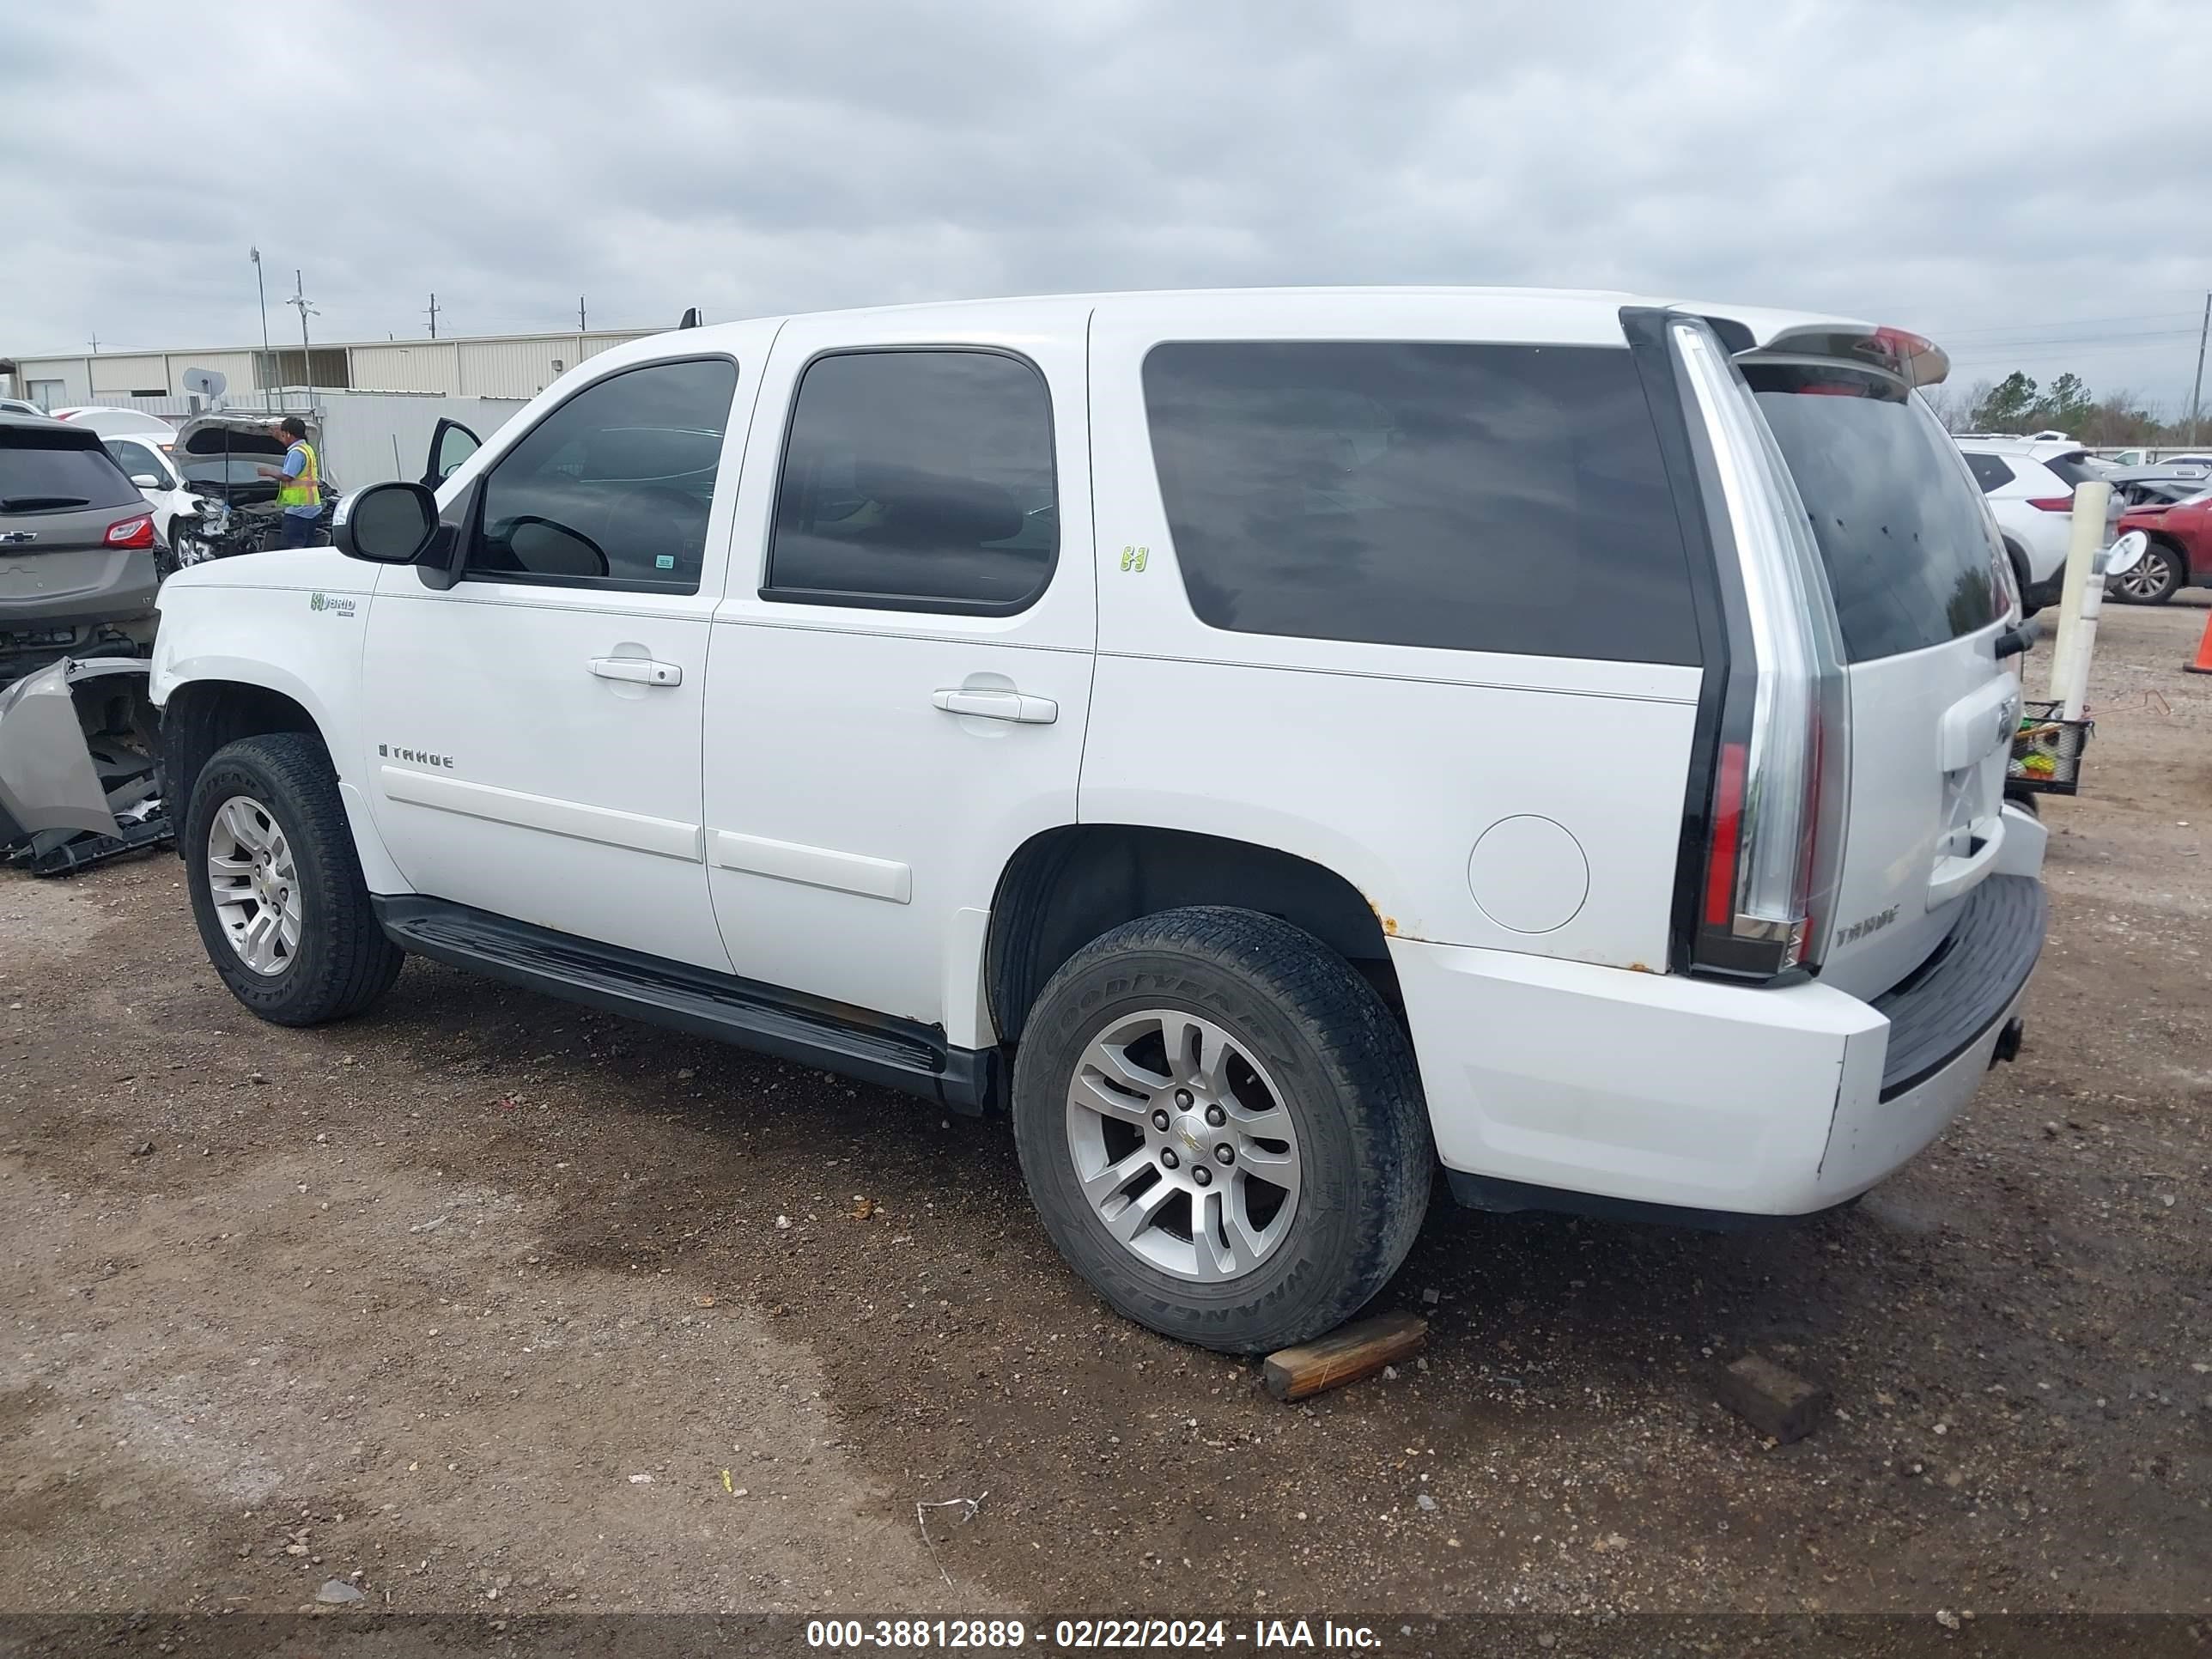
[{"x1": 1262, "y1": 1311, "x2": 1428, "y2": 1401}]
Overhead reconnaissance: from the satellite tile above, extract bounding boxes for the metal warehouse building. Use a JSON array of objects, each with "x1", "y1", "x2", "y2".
[{"x1": 2, "y1": 328, "x2": 655, "y2": 411}]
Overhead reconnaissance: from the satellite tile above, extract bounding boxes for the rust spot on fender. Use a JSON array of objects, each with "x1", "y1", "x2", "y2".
[{"x1": 1362, "y1": 892, "x2": 1409, "y2": 940}]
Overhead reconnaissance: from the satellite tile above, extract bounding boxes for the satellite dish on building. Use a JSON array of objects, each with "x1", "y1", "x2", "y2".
[
  {"x1": 181, "y1": 368, "x2": 228, "y2": 410},
  {"x1": 678, "y1": 307, "x2": 702, "y2": 330}
]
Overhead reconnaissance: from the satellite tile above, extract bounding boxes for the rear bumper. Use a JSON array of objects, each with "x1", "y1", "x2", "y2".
[{"x1": 1395, "y1": 867, "x2": 2047, "y2": 1219}]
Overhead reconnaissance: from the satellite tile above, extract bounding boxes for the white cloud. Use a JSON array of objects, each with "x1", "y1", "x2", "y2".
[{"x1": 3, "y1": 0, "x2": 2208, "y2": 407}]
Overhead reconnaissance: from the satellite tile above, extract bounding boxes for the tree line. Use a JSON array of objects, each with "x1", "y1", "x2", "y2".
[{"x1": 1922, "y1": 370, "x2": 2203, "y2": 446}]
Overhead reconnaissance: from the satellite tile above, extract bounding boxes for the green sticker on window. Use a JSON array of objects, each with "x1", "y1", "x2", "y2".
[{"x1": 655, "y1": 554, "x2": 675, "y2": 569}]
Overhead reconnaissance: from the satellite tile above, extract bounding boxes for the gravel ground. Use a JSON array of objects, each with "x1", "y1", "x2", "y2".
[{"x1": 2, "y1": 599, "x2": 2208, "y2": 1626}]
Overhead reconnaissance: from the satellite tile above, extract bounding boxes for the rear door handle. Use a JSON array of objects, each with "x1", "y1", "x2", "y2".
[
  {"x1": 932, "y1": 687, "x2": 1058, "y2": 725},
  {"x1": 589, "y1": 656, "x2": 683, "y2": 687}
]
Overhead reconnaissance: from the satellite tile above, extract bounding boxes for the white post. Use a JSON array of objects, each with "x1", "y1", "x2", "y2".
[{"x1": 2044, "y1": 479, "x2": 2112, "y2": 721}]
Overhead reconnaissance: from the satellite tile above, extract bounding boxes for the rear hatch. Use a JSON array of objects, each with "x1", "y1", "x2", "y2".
[
  {"x1": 1741, "y1": 347, "x2": 2020, "y2": 1000},
  {"x1": 0, "y1": 420, "x2": 161, "y2": 639}
]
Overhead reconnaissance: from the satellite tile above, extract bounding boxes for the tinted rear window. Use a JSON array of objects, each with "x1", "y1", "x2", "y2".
[
  {"x1": 0, "y1": 431, "x2": 142, "y2": 513},
  {"x1": 1142, "y1": 341, "x2": 1701, "y2": 665},
  {"x1": 1749, "y1": 368, "x2": 2001, "y2": 661}
]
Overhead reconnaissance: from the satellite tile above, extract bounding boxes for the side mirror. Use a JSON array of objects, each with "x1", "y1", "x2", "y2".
[
  {"x1": 129, "y1": 474, "x2": 161, "y2": 489},
  {"x1": 2104, "y1": 529, "x2": 2149, "y2": 578},
  {"x1": 332, "y1": 481, "x2": 440, "y2": 565}
]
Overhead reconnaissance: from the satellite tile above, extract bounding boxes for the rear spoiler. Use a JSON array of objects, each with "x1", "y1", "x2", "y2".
[{"x1": 1730, "y1": 323, "x2": 1952, "y2": 390}]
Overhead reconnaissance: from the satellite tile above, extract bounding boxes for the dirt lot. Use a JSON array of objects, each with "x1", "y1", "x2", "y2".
[{"x1": 3, "y1": 600, "x2": 2209, "y2": 1627}]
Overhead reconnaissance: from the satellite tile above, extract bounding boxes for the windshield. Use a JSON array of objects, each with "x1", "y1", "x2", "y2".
[
  {"x1": 0, "y1": 432, "x2": 143, "y2": 513},
  {"x1": 1749, "y1": 366, "x2": 2002, "y2": 661}
]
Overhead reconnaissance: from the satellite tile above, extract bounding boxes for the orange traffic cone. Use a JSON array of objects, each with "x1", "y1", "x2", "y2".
[{"x1": 2189, "y1": 610, "x2": 2212, "y2": 676}]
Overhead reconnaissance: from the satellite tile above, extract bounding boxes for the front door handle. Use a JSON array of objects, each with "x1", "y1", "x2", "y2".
[
  {"x1": 589, "y1": 656, "x2": 683, "y2": 687},
  {"x1": 932, "y1": 687, "x2": 1058, "y2": 725}
]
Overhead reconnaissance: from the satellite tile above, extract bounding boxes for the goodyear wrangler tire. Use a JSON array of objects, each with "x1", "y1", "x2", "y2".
[{"x1": 1012, "y1": 906, "x2": 1432, "y2": 1353}]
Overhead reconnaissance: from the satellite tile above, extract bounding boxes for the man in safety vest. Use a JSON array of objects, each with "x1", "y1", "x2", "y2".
[{"x1": 257, "y1": 416, "x2": 323, "y2": 547}]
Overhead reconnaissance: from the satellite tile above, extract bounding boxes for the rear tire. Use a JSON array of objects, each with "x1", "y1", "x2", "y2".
[
  {"x1": 184, "y1": 732, "x2": 403, "y2": 1026},
  {"x1": 1012, "y1": 906, "x2": 1432, "y2": 1354},
  {"x1": 2108, "y1": 541, "x2": 2184, "y2": 605}
]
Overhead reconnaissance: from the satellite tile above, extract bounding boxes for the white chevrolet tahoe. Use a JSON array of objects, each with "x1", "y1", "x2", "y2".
[{"x1": 151, "y1": 289, "x2": 2047, "y2": 1354}]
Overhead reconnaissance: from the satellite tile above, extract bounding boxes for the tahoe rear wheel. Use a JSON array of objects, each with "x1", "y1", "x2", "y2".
[
  {"x1": 1012, "y1": 907, "x2": 1432, "y2": 1354},
  {"x1": 184, "y1": 732, "x2": 404, "y2": 1025}
]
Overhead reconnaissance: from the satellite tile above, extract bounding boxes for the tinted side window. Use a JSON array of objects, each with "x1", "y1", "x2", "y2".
[
  {"x1": 765, "y1": 350, "x2": 1056, "y2": 611},
  {"x1": 1141, "y1": 342, "x2": 1701, "y2": 665},
  {"x1": 468, "y1": 358, "x2": 737, "y2": 593},
  {"x1": 1963, "y1": 452, "x2": 2014, "y2": 493}
]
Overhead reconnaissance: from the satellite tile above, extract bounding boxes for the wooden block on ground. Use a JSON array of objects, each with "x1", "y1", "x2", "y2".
[
  {"x1": 1263, "y1": 1311, "x2": 1428, "y2": 1402},
  {"x1": 1715, "y1": 1352, "x2": 1831, "y2": 1443}
]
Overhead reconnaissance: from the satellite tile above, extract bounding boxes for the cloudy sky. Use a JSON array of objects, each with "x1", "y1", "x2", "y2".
[{"x1": 4, "y1": 0, "x2": 2209, "y2": 410}]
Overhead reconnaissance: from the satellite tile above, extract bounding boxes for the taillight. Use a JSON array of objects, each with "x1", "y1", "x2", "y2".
[
  {"x1": 106, "y1": 514, "x2": 155, "y2": 548},
  {"x1": 1702, "y1": 742, "x2": 1748, "y2": 928},
  {"x1": 2027, "y1": 496, "x2": 2074, "y2": 513},
  {"x1": 1671, "y1": 322, "x2": 1850, "y2": 981}
]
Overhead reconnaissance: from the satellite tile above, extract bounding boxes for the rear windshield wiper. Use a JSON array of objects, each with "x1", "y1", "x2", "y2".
[{"x1": 0, "y1": 495, "x2": 93, "y2": 511}]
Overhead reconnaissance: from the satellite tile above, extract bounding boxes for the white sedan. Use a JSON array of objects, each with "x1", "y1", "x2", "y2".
[{"x1": 98, "y1": 432, "x2": 201, "y2": 545}]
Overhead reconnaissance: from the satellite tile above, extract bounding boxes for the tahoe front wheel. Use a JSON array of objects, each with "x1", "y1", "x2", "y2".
[
  {"x1": 1012, "y1": 907, "x2": 1432, "y2": 1354},
  {"x1": 184, "y1": 732, "x2": 404, "y2": 1025}
]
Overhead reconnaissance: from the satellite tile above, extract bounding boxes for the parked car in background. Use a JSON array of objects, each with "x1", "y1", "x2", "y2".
[
  {"x1": 1956, "y1": 436, "x2": 2100, "y2": 611},
  {"x1": 0, "y1": 398, "x2": 46, "y2": 418},
  {"x1": 2111, "y1": 485, "x2": 2212, "y2": 605},
  {"x1": 0, "y1": 411, "x2": 164, "y2": 684},
  {"x1": 48, "y1": 406, "x2": 178, "y2": 441},
  {"x1": 151, "y1": 289, "x2": 2044, "y2": 1355},
  {"x1": 100, "y1": 433, "x2": 201, "y2": 545},
  {"x1": 0, "y1": 411, "x2": 169, "y2": 872}
]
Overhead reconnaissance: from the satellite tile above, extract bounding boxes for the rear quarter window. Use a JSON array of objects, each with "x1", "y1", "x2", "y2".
[
  {"x1": 1141, "y1": 341, "x2": 1702, "y2": 665},
  {"x1": 1963, "y1": 452, "x2": 2014, "y2": 493},
  {"x1": 1749, "y1": 367, "x2": 2002, "y2": 661}
]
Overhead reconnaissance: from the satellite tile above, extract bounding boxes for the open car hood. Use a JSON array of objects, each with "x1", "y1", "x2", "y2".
[{"x1": 174, "y1": 413, "x2": 321, "y2": 459}]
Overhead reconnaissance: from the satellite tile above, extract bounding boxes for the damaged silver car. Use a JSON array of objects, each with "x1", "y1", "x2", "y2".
[{"x1": 0, "y1": 410, "x2": 170, "y2": 874}]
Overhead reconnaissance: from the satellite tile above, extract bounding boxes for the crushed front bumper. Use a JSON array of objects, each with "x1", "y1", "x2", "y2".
[{"x1": 0, "y1": 656, "x2": 171, "y2": 874}]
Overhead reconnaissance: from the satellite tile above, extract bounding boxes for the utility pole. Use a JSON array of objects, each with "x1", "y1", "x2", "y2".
[
  {"x1": 2190, "y1": 290, "x2": 2209, "y2": 448},
  {"x1": 425, "y1": 292, "x2": 441, "y2": 340},
  {"x1": 251, "y1": 247, "x2": 273, "y2": 410},
  {"x1": 88, "y1": 331, "x2": 100, "y2": 354},
  {"x1": 287, "y1": 269, "x2": 319, "y2": 416},
  {"x1": 578, "y1": 295, "x2": 587, "y2": 331}
]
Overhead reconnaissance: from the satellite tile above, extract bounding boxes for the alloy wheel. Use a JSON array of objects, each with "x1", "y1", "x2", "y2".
[
  {"x1": 1064, "y1": 1008, "x2": 1302, "y2": 1283},
  {"x1": 2115, "y1": 549, "x2": 2177, "y2": 602},
  {"x1": 205, "y1": 794, "x2": 302, "y2": 976}
]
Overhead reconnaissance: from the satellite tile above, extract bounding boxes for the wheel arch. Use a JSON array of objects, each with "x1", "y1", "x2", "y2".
[
  {"x1": 985, "y1": 823, "x2": 1401, "y2": 1046},
  {"x1": 159, "y1": 672, "x2": 405, "y2": 891}
]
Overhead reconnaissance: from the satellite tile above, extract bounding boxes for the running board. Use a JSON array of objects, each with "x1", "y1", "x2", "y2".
[{"x1": 372, "y1": 895, "x2": 998, "y2": 1114}]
